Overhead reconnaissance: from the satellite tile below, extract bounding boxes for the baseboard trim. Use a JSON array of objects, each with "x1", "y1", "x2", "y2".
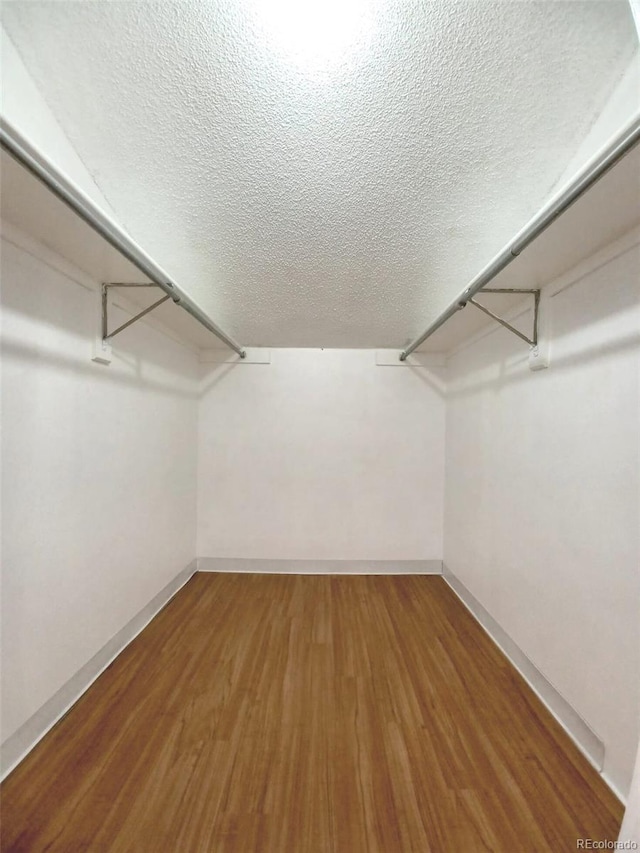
[
  {"x1": 0, "y1": 561, "x2": 197, "y2": 781},
  {"x1": 197, "y1": 558, "x2": 443, "y2": 575},
  {"x1": 441, "y1": 564, "x2": 612, "y2": 794}
]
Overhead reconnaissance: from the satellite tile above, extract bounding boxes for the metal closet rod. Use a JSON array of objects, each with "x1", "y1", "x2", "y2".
[
  {"x1": 0, "y1": 116, "x2": 245, "y2": 358},
  {"x1": 400, "y1": 112, "x2": 640, "y2": 360}
]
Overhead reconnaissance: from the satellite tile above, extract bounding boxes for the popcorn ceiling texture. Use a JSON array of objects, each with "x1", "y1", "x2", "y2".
[{"x1": 2, "y1": 1, "x2": 635, "y2": 347}]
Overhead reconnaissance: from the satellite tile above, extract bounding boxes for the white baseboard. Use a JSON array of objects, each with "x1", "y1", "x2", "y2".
[
  {"x1": 441, "y1": 564, "x2": 613, "y2": 795},
  {"x1": 0, "y1": 561, "x2": 197, "y2": 781},
  {"x1": 197, "y1": 557, "x2": 443, "y2": 575}
]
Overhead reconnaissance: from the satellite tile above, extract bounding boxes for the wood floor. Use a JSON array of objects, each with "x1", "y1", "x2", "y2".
[{"x1": 1, "y1": 574, "x2": 622, "y2": 852}]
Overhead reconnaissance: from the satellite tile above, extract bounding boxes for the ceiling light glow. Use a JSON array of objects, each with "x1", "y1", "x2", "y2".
[{"x1": 251, "y1": 0, "x2": 377, "y2": 75}]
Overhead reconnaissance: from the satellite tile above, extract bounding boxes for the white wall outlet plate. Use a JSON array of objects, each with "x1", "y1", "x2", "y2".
[{"x1": 92, "y1": 335, "x2": 112, "y2": 365}]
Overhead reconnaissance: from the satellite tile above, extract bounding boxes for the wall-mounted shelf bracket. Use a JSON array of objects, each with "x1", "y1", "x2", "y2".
[
  {"x1": 101, "y1": 282, "x2": 171, "y2": 341},
  {"x1": 463, "y1": 288, "x2": 540, "y2": 348}
]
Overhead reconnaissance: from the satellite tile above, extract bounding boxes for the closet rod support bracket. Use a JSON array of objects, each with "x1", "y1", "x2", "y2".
[
  {"x1": 467, "y1": 288, "x2": 540, "y2": 348},
  {"x1": 101, "y1": 282, "x2": 170, "y2": 341}
]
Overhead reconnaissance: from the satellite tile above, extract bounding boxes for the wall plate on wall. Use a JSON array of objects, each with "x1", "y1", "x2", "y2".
[
  {"x1": 529, "y1": 290, "x2": 551, "y2": 371},
  {"x1": 91, "y1": 335, "x2": 112, "y2": 365},
  {"x1": 91, "y1": 291, "x2": 112, "y2": 364},
  {"x1": 529, "y1": 342, "x2": 550, "y2": 371}
]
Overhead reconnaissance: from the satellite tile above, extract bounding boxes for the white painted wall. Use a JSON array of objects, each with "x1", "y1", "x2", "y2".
[
  {"x1": 0, "y1": 226, "x2": 199, "y2": 750},
  {"x1": 443, "y1": 230, "x2": 640, "y2": 799},
  {"x1": 197, "y1": 349, "x2": 445, "y2": 561},
  {"x1": 0, "y1": 22, "x2": 199, "y2": 764}
]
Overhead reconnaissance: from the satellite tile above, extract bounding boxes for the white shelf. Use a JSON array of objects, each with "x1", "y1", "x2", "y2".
[{"x1": 2, "y1": 133, "x2": 638, "y2": 354}]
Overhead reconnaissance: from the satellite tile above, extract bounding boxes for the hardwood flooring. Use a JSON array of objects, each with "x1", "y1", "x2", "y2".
[{"x1": 1, "y1": 574, "x2": 623, "y2": 852}]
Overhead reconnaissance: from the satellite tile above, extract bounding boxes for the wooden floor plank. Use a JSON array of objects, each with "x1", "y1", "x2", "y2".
[{"x1": 0, "y1": 574, "x2": 623, "y2": 851}]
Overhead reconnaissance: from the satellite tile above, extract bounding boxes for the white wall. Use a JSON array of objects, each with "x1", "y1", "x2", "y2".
[
  {"x1": 0, "y1": 226, "x2": 199, "y2": 752},
  {"x1": 198, "y1": 349, "x2": 445, "y2": 562},
  {"x1": 443, "y1": 231, "x2": 640, "y2": 799},
  {"x1": 0, "y1": 23, "x2": 199, "y2": 767}
]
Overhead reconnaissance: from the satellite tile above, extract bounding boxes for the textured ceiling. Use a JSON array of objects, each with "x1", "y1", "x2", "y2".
[{"x1": 2, "y1": 1, "x2": 636, "y2": 348}]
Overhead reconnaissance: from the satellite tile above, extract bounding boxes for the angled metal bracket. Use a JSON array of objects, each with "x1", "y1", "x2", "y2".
[
  {"x1": 463, "y1": 288, "x2": 540, "y2": 347},
  {"x1": 101, "y1": 282, "x2": 171, "y2": 341}
]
